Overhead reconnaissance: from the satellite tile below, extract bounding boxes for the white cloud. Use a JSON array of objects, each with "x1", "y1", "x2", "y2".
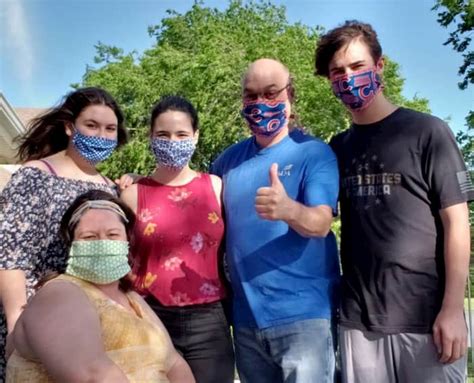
[{"x1": 2, "y1": 0, "x2": 34, "y2": 84}]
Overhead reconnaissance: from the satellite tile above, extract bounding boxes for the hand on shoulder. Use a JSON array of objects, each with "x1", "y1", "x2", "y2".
[
  {"x1": 120, "y1": 182, "x2": 138, "y2": 212},
  {"x1": 115, "y1": 173, "x2": 143, "y2": 192}
]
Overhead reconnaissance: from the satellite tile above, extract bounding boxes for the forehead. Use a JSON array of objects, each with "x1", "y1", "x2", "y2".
[
  {"x1": 243, "y1": 66, "x2": 288, "y2": 90},
  {"x1": 75, "y1": 209, "x2": 124, "y2": 231},
  {"x1": 152, "y1": 110, "x2": 193, "y2": 132},
  {"x1": 329, "y1": 38, "x2": 375, "y2": 69},
  {"x1": 77, "y1": 104, "x2": 117, "y2": 124}
]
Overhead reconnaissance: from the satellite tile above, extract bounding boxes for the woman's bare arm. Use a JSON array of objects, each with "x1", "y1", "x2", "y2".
[{"x1": 13, "y1": 281, "x2": 129, "y2": 383}]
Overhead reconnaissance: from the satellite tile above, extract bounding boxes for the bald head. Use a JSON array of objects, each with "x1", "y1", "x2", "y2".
[
  {"x1": 243, "y1": 58, "x2": 290, "y2": 86},
  {"x1": 242, "y1": 58, "x2": 293, "y2": 104}
]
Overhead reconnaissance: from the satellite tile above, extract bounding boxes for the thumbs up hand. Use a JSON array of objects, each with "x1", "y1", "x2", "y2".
[{"x1": 255, "y1": 163, "x2": 292, "y2": 221}]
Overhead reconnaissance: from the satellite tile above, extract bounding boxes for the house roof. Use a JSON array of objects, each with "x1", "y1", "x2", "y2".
[
  {"x1": 15, "y1": 107, "x2": 48, "y2": 128},
  {"x1": 0, "y1": 94, "x2": 47, "y2": 164}
]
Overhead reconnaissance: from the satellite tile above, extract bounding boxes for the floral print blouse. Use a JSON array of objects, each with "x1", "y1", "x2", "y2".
[
  {"x1": 0, "y1": 166, "x2": 116, "y2": 382},
  {"x1": 132, "y1": 173, "x2": 227, "y2": 306}
]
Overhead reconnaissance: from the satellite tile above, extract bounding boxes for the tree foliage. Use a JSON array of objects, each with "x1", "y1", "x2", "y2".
[
  {"x1": 456, "y1": 111, "x2": 474, "y2": 225},
  {"x1": 432, "y1": 0, "x2": 473, "y2": 223},
  {"x1": 432, "y1": 0, "x2": 474, "y2": 90},
  {"x1": 457, "y1": 111, "x2": 474, "y2": 169},
  {"x1": 80, "y1": 0, "x2": 430, "y2": 179}
]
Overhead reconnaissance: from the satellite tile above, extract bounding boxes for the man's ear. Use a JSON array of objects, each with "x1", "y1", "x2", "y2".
[{"x1": 287, "y1": 83, "x2": 296, "y2": 103}]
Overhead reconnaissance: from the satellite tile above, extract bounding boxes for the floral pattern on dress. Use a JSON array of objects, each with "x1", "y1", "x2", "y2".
[
  {"x1": 167, "y1": 187, "x2": 192, "y2": 202},
  {"x1": 170, "y1": 291, "x2": 191, "y2": 305},
  {"x1": 132, "y1": 174, "x2": 226, "y2": 308},
  {"x1": 0, "y1": 167, "x2": 116, "y2": 382},
  {"x1": 143, "y1": 222, "x2": 157, "y2": 236},
  {"x1": 137, "y1": 208, "x2": 155, "y2": 223},
  {"x1": 190, "y1": 232, "x2": 204, "y2": 253},
  {"x1": 162, "y1": 256, "x2": 183, "y2": 271},
  {"x1": 207, "y1": 211, "x2": 220, "y2": 224},
  {"x1": 183, "y1": 231, "x2": 218, "y2": 256},
  {"x1": 199, "y1": 282, "x2": 220, "y2": 296}
]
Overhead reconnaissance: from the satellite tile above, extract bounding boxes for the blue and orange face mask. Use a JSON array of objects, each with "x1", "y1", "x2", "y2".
[
  {"x1": 241, "y1": 101, "x2": 288, "y2": 137},
  {"x1": 331, "y1": 67, "x2": 383, "y2": 112}
]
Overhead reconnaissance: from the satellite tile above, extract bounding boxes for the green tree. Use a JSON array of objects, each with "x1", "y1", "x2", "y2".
[
  {"x1": 456, "y1": 111, "x2": 474, "y2": 225},
  {"x1": 457, "y1": 111, "x2": 474, "y2": 169},
  {"x1": 432, "y1": 0, "x2": 473, "y2": 224},
  {"x1": 80, "y1": 0, "x2": 429, "y2": 180},
  {"x1": 432, "y1": 0, "x2": 473, "y2": 90}
]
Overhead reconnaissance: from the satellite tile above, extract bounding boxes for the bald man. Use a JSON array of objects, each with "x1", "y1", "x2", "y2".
[{"x1": 211, "y1": 58, "x2": 340, "y2": 383}]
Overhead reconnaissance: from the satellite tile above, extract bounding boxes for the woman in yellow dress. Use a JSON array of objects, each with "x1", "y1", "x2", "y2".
[{"x1": 6, "y1": 189, "x2": 195, "y2": 383}]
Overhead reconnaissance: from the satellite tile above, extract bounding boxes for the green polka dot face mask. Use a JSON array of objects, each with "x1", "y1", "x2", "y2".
[{"x1": 66, "y1": 240, "x2": 131, "y2": 284}]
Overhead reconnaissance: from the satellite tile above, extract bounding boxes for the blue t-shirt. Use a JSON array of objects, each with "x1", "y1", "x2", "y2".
[{"x1": 211, "y1": 129, "x2": 340, "y2": 329}]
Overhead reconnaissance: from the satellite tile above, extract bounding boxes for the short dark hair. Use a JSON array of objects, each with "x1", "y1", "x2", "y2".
[
  {"x1": 314, "y1": 20, "x2": 382, "y2": 78},
  {"x1": 17, "y1": 87, "x2": 127, "y2": 162},
  {"x1": 150, "y1": 95, "x2": 199, "y2": 132},
  {"x1": 60, "y1": 189, "x2": 136, "y2": 246}
]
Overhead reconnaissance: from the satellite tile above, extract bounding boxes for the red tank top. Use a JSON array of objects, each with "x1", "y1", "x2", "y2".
[{"x1": 132, "y1": 173, "x2": 226, "y2": 306}]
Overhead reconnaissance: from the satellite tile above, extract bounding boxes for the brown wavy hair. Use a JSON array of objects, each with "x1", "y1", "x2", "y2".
[{"x1": 16, "y1": 87, "x2": 128, "y2": 162}]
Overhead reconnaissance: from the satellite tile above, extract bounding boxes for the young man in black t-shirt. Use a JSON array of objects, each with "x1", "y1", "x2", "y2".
[{"x1": 315, "y1": 20, "x2": 473, "y2": 382}]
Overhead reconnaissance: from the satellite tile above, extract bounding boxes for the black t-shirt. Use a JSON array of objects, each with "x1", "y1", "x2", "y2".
[{"x1": 330, "y1": 107, "x2": 474, "y2": 334}]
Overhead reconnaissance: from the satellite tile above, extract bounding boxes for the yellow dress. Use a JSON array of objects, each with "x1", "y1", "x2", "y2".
[{"x1": 6, "y1": 274, "x2": 171, "y2": 383}]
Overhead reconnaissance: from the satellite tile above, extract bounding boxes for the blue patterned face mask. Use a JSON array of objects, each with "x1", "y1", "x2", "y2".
[
  {"x1": 241, "y1": 101, "x2": 287, "y2": 137},
  {"x1": 151, "y1": 138, "x2": 196, "y2": 169},
  {"x1": 72, "y1": 128, "x2": 117, "y2": 164}
]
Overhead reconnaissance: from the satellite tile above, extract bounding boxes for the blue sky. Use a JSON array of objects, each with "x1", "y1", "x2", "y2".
[{"x1": 1, "y1": 0, "x2": 472, "y2": 134}]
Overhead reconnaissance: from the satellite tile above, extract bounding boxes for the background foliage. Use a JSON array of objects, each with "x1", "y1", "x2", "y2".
[
  {"x1": 78, "y1": 0, "x2": 430, "y2": 180},
  {"x1": 433, "y1": 0, "x2": 473, "y2": 90},
  {"x1": 433, "y1": 0, "x2": 473, "y2": 224}
]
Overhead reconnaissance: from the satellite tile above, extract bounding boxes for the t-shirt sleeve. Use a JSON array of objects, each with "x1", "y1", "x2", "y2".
[
  {"x1": 209, "y1": 152, "x2": 226, "y2": 178},
  {"x1": 303, "y1": 142, "x2": 340, "y2": 214},
  {"x1": 0, "y1": 169, "x2": 52, "y2": 271},
  {"x1": 210, "y1": 153, "x2": 224, "y2": 177},
  {"x1": 423, "y1": 119, "x2": 474, "y2": 209}
]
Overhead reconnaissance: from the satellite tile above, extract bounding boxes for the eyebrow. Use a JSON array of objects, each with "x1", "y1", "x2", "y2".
[
  {"x1": 77, "y1": 226, "x2": 123, "y2": 234},
  {"x1": 330, "y1": 60, "x2": 366, "y2": 71},
  {"x1": 243, "y1": 83, "x2": 282, "y2": 93},
  {"x1": 83, "y1": 118, "x2": 117, "y2": 127},
  {"x1": 154, "y1": 129, "x2": 191, "y2": 134}
]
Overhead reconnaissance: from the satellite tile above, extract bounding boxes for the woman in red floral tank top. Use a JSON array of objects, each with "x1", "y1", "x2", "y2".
[{"x1": 121, "y1": 96, "x2": 234, "y2": 383}]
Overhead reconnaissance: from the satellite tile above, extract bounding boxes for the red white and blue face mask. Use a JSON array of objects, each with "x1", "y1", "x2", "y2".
[
  {"x1": 331, "y1": 67, "x2": 382, "y2": 112},
  {"x1": 241, "y1": 101, "x2": 288, "y2": 137}
]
